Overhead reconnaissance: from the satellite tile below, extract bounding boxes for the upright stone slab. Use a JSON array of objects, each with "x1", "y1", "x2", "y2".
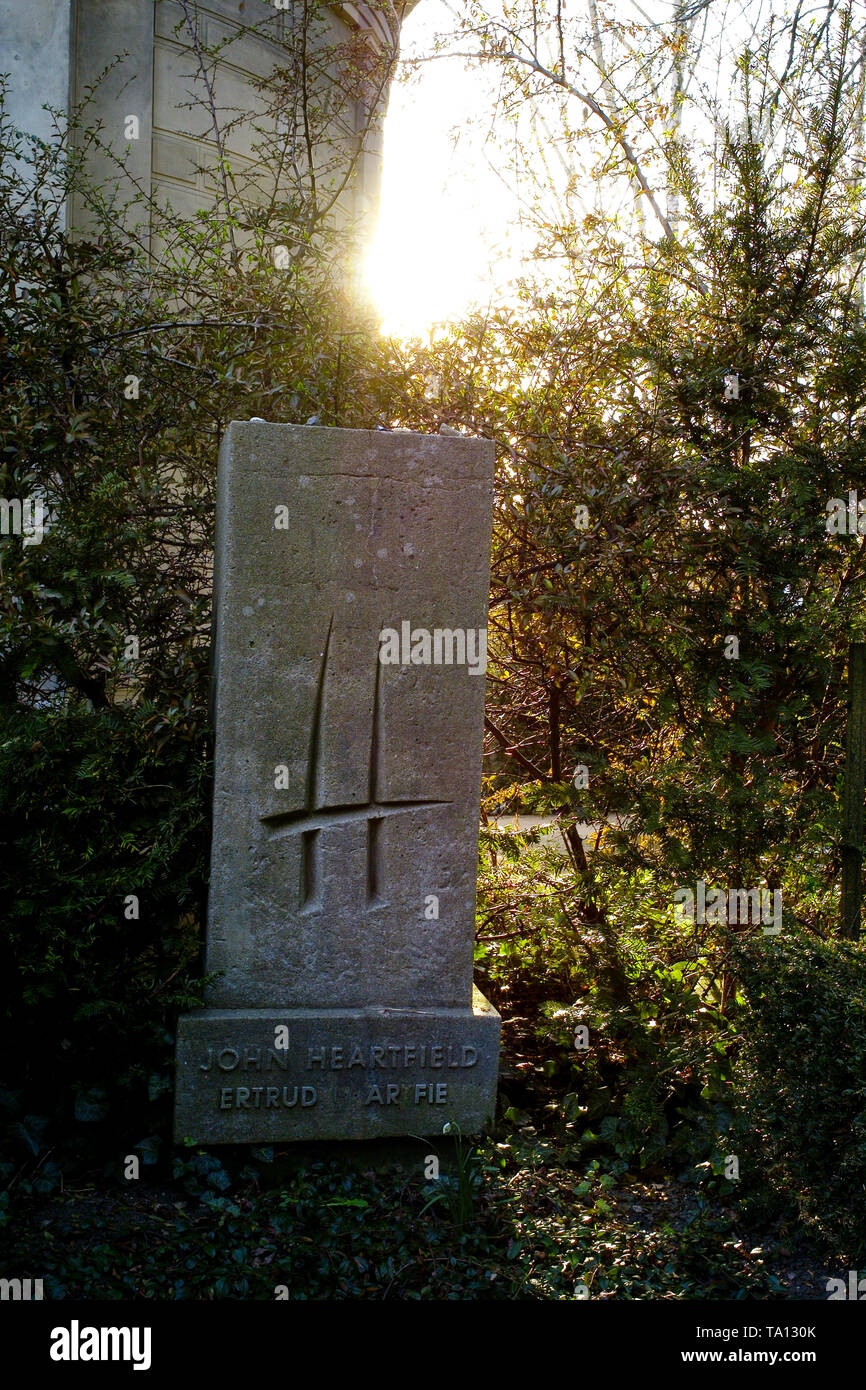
[{"x1": 174, "y1": 423, "x2": 500, "y2": 1142}]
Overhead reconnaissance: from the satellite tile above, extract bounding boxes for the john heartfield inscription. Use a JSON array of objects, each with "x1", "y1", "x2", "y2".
[
  {"x1": 201, "y1": 1039, "x2": 479, "y2": 1112},
  {"x1": 174, "y1": 424, "x2": 500, "y2": 1143},
  {"x1": 199, "y1": 1043, "x2": 481, "y2": 1071}
]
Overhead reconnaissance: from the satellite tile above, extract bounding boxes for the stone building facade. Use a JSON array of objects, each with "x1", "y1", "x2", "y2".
[{"x1": 1, "y1": 1, "x2": 411, "y2": 250}]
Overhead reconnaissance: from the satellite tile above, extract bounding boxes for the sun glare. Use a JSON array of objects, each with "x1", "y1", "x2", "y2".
[
  {"x1": 363, "y1": 5, "x2": 512, "y2": 340},
  {"x1": 364, "y1": 0, "x2": 767, "y2": 341}
]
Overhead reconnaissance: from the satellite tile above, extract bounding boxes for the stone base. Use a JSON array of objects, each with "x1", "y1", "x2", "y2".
[{"x1": 174, "y1": 989, "x2": 500, "y2": 1144}]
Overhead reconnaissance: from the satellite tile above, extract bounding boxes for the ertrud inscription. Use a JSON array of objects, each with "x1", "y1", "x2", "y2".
[{"x1": 219, "y1": 1085, "x2": 317, "y2": 1110}]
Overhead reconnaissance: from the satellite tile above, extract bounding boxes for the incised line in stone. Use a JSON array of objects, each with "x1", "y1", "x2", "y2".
[{"x1": 261, "y1": 618, "x2": 450, "y2": 911}]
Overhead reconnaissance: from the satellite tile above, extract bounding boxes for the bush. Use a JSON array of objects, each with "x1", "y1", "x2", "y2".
[
  {"x1": 0, "y1": 702, "x2": 208, "y2": 1152},
  {"x1": 730, "y1": 930, "x2": 866, "y2": 1259},
  {"x1": 0, "y1": 84, "x2": 399, "y2": 1156}
]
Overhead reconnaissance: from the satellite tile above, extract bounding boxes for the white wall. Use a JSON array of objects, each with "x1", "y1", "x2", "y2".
[{"x1": 0, "y1": 1, "x2": 72, "y2": 143}]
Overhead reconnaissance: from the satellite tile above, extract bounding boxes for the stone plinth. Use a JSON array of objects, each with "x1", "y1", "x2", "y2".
[{"x1": 175, "y1": 990, "x2": 499, "y2": 1143}]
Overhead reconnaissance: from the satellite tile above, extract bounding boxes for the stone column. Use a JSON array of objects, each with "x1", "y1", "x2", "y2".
[
  {"x1": 70, "y1": 0, "x2": 155, "y2": 241},
  {"x1": 174, "y1": 423, "x2": 500, "y2": 1142}
]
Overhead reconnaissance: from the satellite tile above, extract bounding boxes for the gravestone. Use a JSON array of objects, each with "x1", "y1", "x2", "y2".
[{"x1": 174, "y1": 423, "x2": 500, "y2": 1142}]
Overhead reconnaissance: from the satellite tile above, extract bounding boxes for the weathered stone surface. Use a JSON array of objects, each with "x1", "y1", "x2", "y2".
[
  {"x1": 206, "y1": 423, "x2": 494, "y2": 1012},
  {"x1": 0, "y1": 0, "x2": 72, "y2": 152},
  {"x1": 174, "y1": 990, "x2": 500, "y2": 1143},
  {"x1": 174, "y1": 422, "x2": 500, "y2": 1142}
]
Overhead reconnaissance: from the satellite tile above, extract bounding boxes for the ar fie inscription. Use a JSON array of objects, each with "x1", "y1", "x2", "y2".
[
  {"x1": 262, "y1": 619, "x2": 451, "y2": 912},
  {"x1": 366, "y1": 1083, "x2": 449, "y2": 1106}
]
